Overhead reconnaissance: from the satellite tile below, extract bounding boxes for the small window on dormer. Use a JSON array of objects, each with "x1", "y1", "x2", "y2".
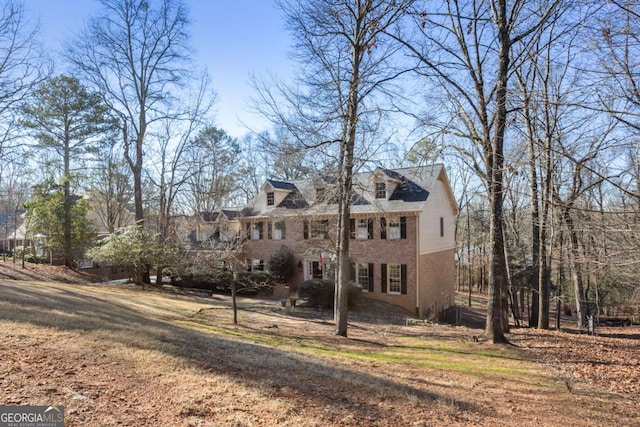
[
  {"x1": 267, "y1": 191, "x2": 275, "y2": 206},
  {"x1": 316, "y1": 187, "x2": 325, "y2": 202},
  {"x1": 375, "y1": 182, "x2": 386, "y2": 199}
]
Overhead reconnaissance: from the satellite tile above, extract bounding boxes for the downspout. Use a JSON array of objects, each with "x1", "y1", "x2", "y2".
[{"x1": 415, "y1": 212, "x2": 421, "y2": 318}]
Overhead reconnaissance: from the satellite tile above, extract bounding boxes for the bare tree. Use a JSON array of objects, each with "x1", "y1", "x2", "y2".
[
  {"x1": 86, "y1": 147, "x2": 134, "y2": 233},
  {"x1": 400, "y1": 0, "x2": 562, "y2": 343},
  {"x1": 0, "y1": 0, "x2": 49, "y2": 170},
  {"x1": 594, "y1": 2, "x2": 640, "y2": 135},
  {"x1": 146, "y1": 81, "x2": 214, "y2": 285},
  {"x1": 236, "y1": 133, "x2": 270, "y2": 205},
  {"x1": 66, "y1": 0, "x2": 193, "y2": 228},
  {"x1": 183, "y1": 127, "x2": 242, "y2": 215},
  {"x1": 261, "y1": 0, "x2": 415, "y2": 337},
  {"x1": 254, "y1": 126, "x2": 315, "y2": 181}
]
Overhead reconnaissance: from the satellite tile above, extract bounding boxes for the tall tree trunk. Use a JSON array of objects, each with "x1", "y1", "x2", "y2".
[
  {"x1": 133, "y1": 132, "x2": 145, "y2": 225},
  {"x1": 485, "y1": 0, "x2": 510, "y2": 344},
  {"x1": 526, "y1": 113, "x2": 541, "y2": 327},
  {"x1": 537, "y1": 127, "x2": 554, "y2": 329},
  {"x1": 334, "y1": 1, "x2": 370, "y2": 338},
  {"x1": 63, "y1": 129, "x2": 72, "y2": 268},
  {"x1": 467, "y1": 194, "x2": 472, "y2": 306},
  {"x1": 122, "y1": 117, "x2": 145, "y2": 228},
  {"x1": 334, "y1": 67, "x2": 359, "y2": 338},
  {"x1": 123, "y1": 119, "x2": 150, "y2": 284},
  {"x1": 502, "y1": 222, "x2": 513, "y2": 331},
  {"x1": 232, "y1": 272, "x2": 238, "y2": 325},
  {"x1": 565, "y1": 210, "x2": 586, "y2": 328}
]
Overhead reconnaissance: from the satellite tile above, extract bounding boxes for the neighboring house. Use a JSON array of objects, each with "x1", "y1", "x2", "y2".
[
  {"x1": 205, "y1": 165, "x2": 458, "y2": 319},
  {"x1": 85, "y1": 196, "x2": 136, "y2": 237},
  {"x1": 81, "y1": 197, "x2": 136, "y2": 268},
  {"x1": 0, "y1": 209, "x2": 26, "y2": 254},
  {"x1": 185, "y1": 209, "x2": 244, "y2": 250}
]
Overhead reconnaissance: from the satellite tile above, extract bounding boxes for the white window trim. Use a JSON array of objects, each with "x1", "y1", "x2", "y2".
[
  {"x1": 356, "y1": 263, "x2": 370, "y2": 292},
  {"x1": 273, "y1": 222, "x2": 285, "y2": 240},
  {"x1": 309, "y1": 221, "x2": 327, "y2": 240},
  {"x1": 387, "y1": 263, "x2": 401, "y2": 295},
  {"x1": 305, "y1": 260, "x2": 327, "y2": 280},
  {"x1": 375, "y1": 182, "x2": 386, "y2": 199},
  {"x1": 251, "y1": 259, "x2": 263, "y2": 271},
  {"x1": 356, "y1": 219, "x2": 368, "y2": 240},
  {"x1": 388, "y1": 218, "x2": 401, "y2": 240}
]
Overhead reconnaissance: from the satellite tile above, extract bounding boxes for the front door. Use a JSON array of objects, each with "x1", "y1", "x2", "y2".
[{"x1": 305, "y1": 260, "x2": 324, "y2": 280}]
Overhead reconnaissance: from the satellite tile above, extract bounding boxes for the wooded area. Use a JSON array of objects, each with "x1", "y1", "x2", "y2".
[{"x1": 0, "y1": 0, "x2": 639, "y2": 341}]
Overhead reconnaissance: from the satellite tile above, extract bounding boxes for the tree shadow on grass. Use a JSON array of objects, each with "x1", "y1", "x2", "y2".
[{"x1": 0, "y1": 281, "x2": 481, "y2": 422}]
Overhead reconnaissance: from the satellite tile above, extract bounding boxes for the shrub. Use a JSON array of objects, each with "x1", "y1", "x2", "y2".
[
  {"x1": 87, "y1": 226, "x2": 180, "y2": 286},
  {"x1": 267, "y1": 245, "x2": 297, "y2": 283},
  {"x1": 234, "y1": 271, "x2": 276, "y2": 295},
  {"x1": 24, "y1": 253, "x2": 44, "y2": 264},
  {"x1": 170, "y1": 266, "x2": 233, "y2": 291},
  {"x1": 170, "y1": 265, "x2": 275, "y2": 295},
  {"x1": 298, "y1": 279, "x2": 361, "y2": 308}
]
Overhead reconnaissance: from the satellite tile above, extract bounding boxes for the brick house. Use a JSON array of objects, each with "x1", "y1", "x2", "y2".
[{"x1": 208, "y1": 165, "x2": 457, "y2": 318}]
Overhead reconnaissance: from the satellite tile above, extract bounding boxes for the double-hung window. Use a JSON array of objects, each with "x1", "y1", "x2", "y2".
[
  {"x1": 356, "y1": 219, "x2": 369, "y2": 240},
  {"x1": 310, "y1": 221, "x2": 326, "y2": 239},
  {"x1": 273, "y1": 221, "x2": 285, "y2": 240},
  {"x1": 380, "y1": 216, "x2": 406, "y2": 240},
  {"x1": 388, "y1": 264, "x2": 402, "y2": 294},
  {"x1": 267, "y1": 192, "x2": 275, "y2": 206},
  {"x1": 388, "y1": 218, "x2": 401, "y2": 239},
  {"x1": 375, "y1": 182, "x2": 386, "y2": 199},
  {"x1": 250, "y1": 222, "x2": 263, "y2": 240},
  {"x1": 350, "y1": 218, "x2": 372, "y2": 240},
  {"x1": 268, "y1": 221, "x2": 286, "y2": 240},
  {"x1": 356, "y1": 263, "x2": 374, "y2": 292},
  {"x1": 250, "y1": 259, "x2": 264, "y2": 271},
  {"x1": 381, "y1": 263, "x2": 407, "y2": 295},
  {"x1": 304, "y1": 219, "x2": 329, "y2": 240}
]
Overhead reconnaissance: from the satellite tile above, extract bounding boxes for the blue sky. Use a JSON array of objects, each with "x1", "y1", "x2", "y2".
[{"x1": 26, "y1": 0, "x2": 294, "y2": 138}]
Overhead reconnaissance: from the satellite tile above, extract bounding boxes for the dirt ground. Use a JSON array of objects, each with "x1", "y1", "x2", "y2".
[
  {"x1": 0, "y1": 260, "x2": 639, "y2": 426},
  {"x1": 0, "y1": 258, "x2": 107, "y2": 284}
]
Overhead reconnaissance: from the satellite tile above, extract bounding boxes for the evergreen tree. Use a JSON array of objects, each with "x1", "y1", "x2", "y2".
[
  {"x1": 24, "y1": 179, "x2": 95, "y2": 265},
  {"x1": 21, "y1": 74, "x2": 115, "y2": 267}
]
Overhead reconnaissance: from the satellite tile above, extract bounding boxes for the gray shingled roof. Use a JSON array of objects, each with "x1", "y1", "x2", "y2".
[
  {"x1": 245, "y1": 165, "x2": 446, "y2": 218},
  {"x1": 381, "y1": 168, "x2": 430, "y2": 202},
  {"x1": 221, "y1": 209, "x2": 243, "y2": 219},
  {"x1": 267, "y1": 179, "x2": 298, "y2": 191},
  {"x1": 277, "y1": 188, "x2": 310, "y2": 209}
]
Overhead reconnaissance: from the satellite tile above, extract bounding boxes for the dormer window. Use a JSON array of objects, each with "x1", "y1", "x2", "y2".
[
  {"x1": 267, "y1": 191, "x2": 275, "y2": 206},
  {"x1": 316, "y1": 187, "x2": 325, "y2": 202},
  {"x1": 375, "y1": 182, "x2": 386, "y2": 199}
]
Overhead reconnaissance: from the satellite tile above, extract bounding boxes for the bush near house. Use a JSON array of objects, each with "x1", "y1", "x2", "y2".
[
  {"x1": 168, "y1": 267, "x2": 228, "y2": 291},
  {"x1": 169, "y1": 266, "x2": 275, "y2": 295},
  {"x1": 298, "y1": 279, "x2": 361, "y2": 308},
  {"x1": 267, "y1": 245, "x2": 297, "y2": 283},
  {"x1": 234, "y1": 271, "x2": 275, "y2": 295},
  {"x1": 13, "y1": 246, "x2": 44, "y2": 264}
]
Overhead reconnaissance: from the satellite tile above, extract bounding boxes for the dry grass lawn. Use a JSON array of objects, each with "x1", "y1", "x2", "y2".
[{"x1": 0, "y1": 262, "x2": 638, "y2": 426}]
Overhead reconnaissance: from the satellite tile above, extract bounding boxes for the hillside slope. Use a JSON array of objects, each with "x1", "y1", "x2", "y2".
[{"x1": 0, "y1": 279, "x2": 638, "y2": 426}]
